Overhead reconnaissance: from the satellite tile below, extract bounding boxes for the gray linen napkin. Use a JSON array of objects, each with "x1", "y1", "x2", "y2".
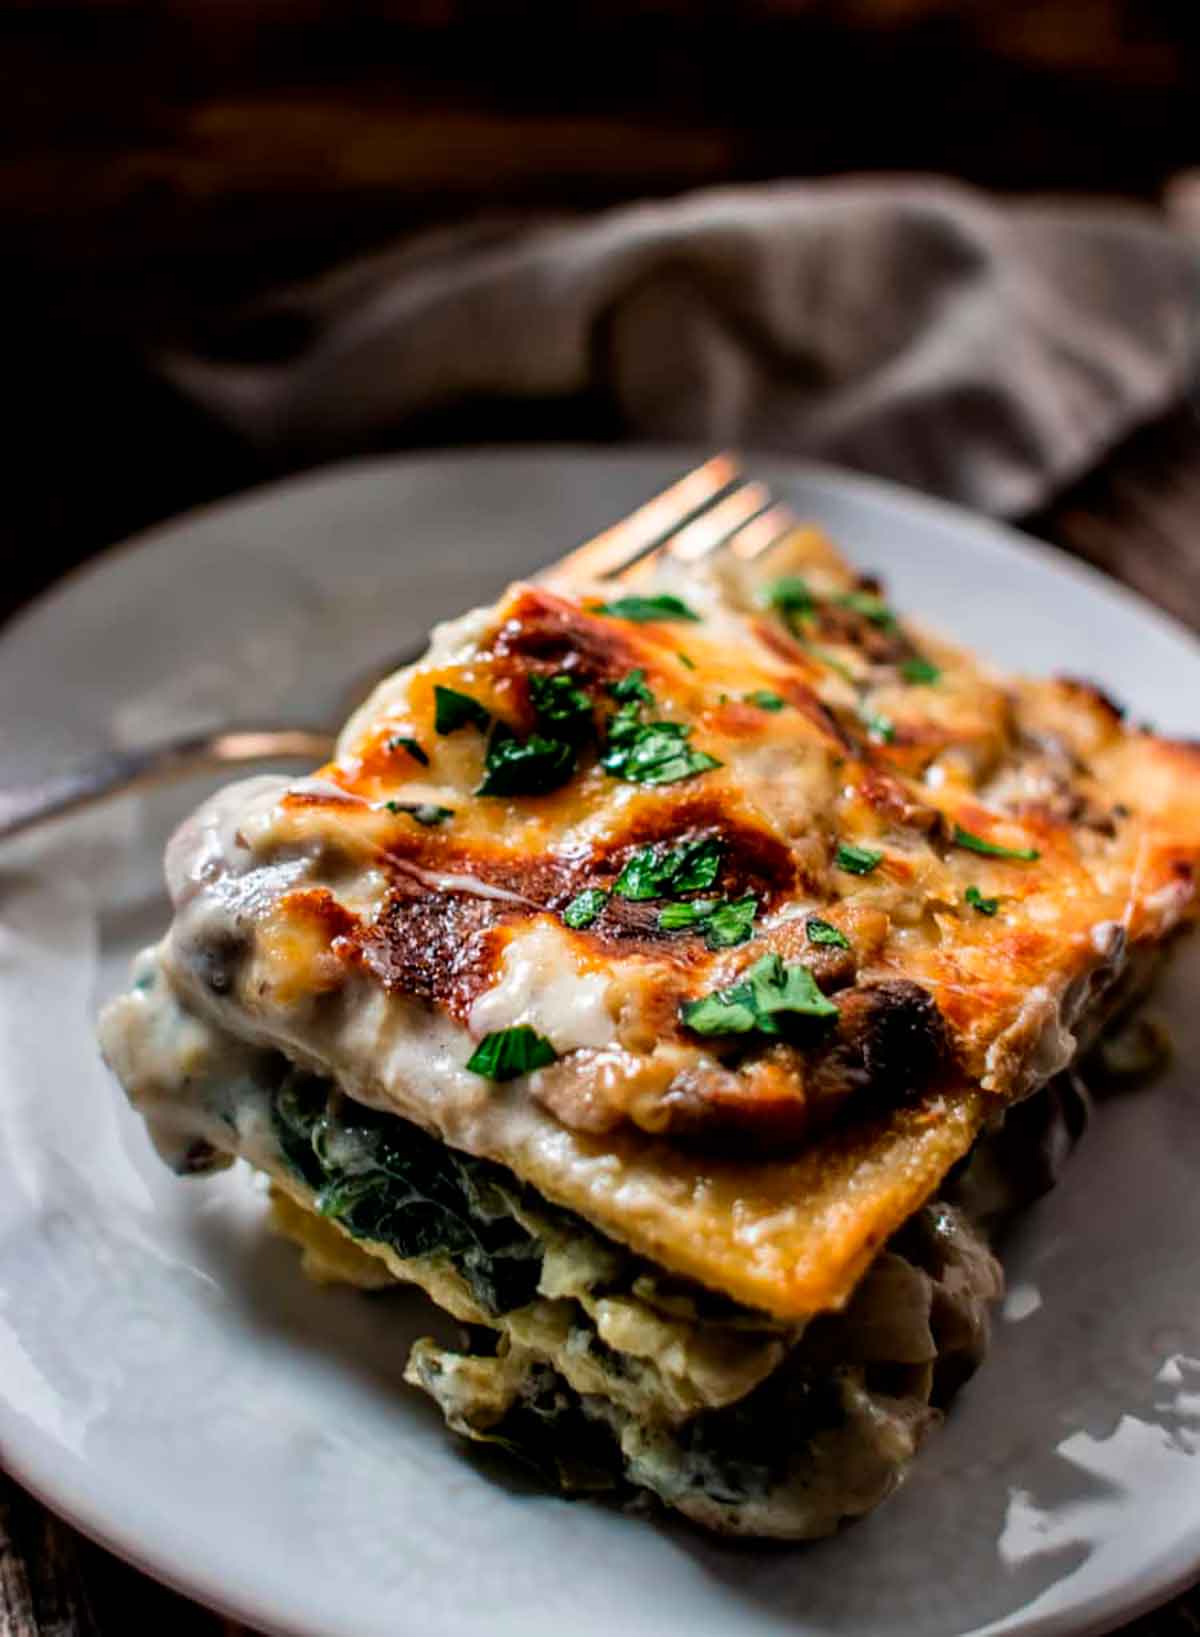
[{"x1": 166, "y1": 176, "x2": 1199, "y2": 517}]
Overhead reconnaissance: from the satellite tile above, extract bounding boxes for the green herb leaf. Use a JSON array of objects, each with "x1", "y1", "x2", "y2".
[
  {"x1": 965, "y1": 885, "x2": 1000, "y2": 916},
  {"x1": 764, "y1": 576, "x2": 814, "y2": 615},
  {"x1": 677, "y1": 651, "x2": 696, "y2": 671},
  {"x1": 595, "y1": 593, "x2": 700, "y2": 623},
  {"x1": 476, "y1": 727, "x2": 576, "y2": 797},
  {"x1": 385, "y1": 734, "x2": 429, "y2": 765},
  {"x1": 658, "y1": 893, "x2": 758, "y2": 949},
  {"x1": 860, "y1": 710, "x2": 896, "y2": 745},
  {"x1": 658, "y1": 897, "x2": 720, "y2": 931},
  {"x1": 529, "y1": 672, "x2": 593, "y2": 743},
  {"x1": 615, "y1": 837, "x2": 723, "y2": 900},
  {"x1": 681, "y1": 952, "x2": 838, "y2": 1037},
  {"x1": 562, "y1": 888, "x2": 609, "y2": 930},
  {"x1": 601, "y1": 717, "x2": 721, "y2": 785},
  {"x1": 744, "y1": 689, "x2": 785, "y2": 712},
  {"x1": 434, "y1": 685, "x2": 491, "y2": 735},
  {"x1": 384, "y1": 801, "x2": 454, "y2": 826},
  {"x1": 811, "y1": 647, "x2": 857, "y2": 684},
  {"x1": 901, "y1": 657, "x2": 941, "y2": 685},
  {"x1": 702, "y1": 894, "x2": 759, "y2": 950},
  {"x1": 608, "y1": 668, "x2": 653, "y2": 705},
  {"x1": 466, "y1": 1026, "x2": 558, "y2": 1081},
  {"x1": 680, "y1": 984, "x2": 761, "y2": 1036},
  {"x1": 952, "y1": 825, "x2": 1040, "y2": 862},
  {"x1": 836, "y1": 590, "x2": 898, "y2": 629},
  {"x1": 807, "y1": 917, "x2": 851, "y2": 950},
  {"x1": 747, "y1": 955, "x2": 840, "y2": 1030},
  {"x1": 835, "y1": 842, "x2": 883, "y2": 875}
]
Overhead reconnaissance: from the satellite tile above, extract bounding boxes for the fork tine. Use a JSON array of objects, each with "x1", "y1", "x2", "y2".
[
  {"x1": 544, "y1": 454, "x2": 742, "y2": 585},
  {"x1": 724, "y1": 501, "x2": 797, "y2": 560},
  {"x1": 613, "y1": 480, "x2": 773, "y2": 585}
]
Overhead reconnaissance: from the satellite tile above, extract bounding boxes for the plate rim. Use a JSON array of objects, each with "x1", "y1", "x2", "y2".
[{"x1": 2, "y1": 443, "x2": 1195, "y2": 660}]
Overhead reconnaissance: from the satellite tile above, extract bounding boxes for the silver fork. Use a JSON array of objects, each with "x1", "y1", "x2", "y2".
[{"x1": 0, "y1": 455, "x2": 795, "y2": 842}]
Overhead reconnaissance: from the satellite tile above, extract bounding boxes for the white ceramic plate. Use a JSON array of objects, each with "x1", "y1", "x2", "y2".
[{"x1": 1, "y1": 449, "x2": 1198, "y2": 1637}]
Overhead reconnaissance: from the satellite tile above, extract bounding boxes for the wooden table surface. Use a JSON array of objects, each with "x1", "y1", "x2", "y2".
[{"x1": 1, "y1": 406, "x2": 1198, "y2": 1634}]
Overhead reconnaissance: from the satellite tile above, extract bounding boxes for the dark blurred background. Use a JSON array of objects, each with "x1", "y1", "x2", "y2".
[{"x1": 4, "y1": 0, "x2": 1199, "y2": 619}]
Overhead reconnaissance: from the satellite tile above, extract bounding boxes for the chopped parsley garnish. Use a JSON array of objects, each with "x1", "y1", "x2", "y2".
[
  {"x1": 836, "y1": 590, "x2": 898, "y2": 629},
  {"x1": 615, "y1": 838, "x2": 723, "y2": 900},
  {"x1": 562, "y1": 888, "x2": 610, "y2": 930},
  {"x1": 681, "y1": 953, "x2": 838, "y2": 1038},
  {"x1": 811, "y1": 648, "x2": 856, "y2": 684},
  {"x1": 434, "y1": 685, "x2": 491, "y2": 736},
  {"x1": 601, "y1": 706, "x2": 721, "y2": 786},
  {"x1": 901, "y1": 657, "x2": 941, "y2": 685},
  {"x1": 835, "y1": 842, "x2": 883, "y2": 875},
  {"x1": 764, "y1": 576, "x2": 814, "y2": 615},
  {"x1": 677, "y1": 651, "x2": 696, "y2": 671},
  {"x1": 529, "y1": 671, "x2": 593, "y2": 743},
  {"x1": 700, "y1": 894, "x2": 759, "y2": 949},
  {"x1": 952, "y1": 825, "x2": 1040, "y2": 862},
  {"x1": 658, "y1": 897, "x2": 719, "y2": 931},
  {"x1": 385, "y1": 734, "x2": 429, "y2": 765},
  {"x1": 860, "y1": 710, "x2": 895, "y2": 744},
  {"x1": 466, "y1": 1026, "x2": 558, "y2": 1081},
  {"x1": 744, "y1": 689, "x2": 785, "y2": 711},
  {"x1": 658, "y1": 893, "x2": 757, "y2": 950},
  {"x1": 807, "y1": 917, "x2": 850, "y2": 950},
  {"x1": 965, "y1": 885, "x2": 1000, "y2": 916},
  {"x1": 608, "y1": 668, "x2": 653, "y2": 705},
  {"x1": 476, "y1": 724, "x2": 576, "y2": 797},
  {"x1": 595, "y1": 593, "x2": 700, "y2": 623},
  {"x1": 384, "y1": 801, "x2": 454, "y2": 826}
]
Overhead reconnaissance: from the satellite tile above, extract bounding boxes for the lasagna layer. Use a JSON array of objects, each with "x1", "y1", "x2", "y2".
[
  {"x1": 102, "y1": 520, "x2": 1199, "y2": 1318},
  {"x1": 101, "y1": 951, "x2": 1002, "y2": 1537}
]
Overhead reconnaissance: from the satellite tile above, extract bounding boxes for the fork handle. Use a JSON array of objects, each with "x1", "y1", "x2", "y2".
[{"x1": 0, "y1": 728, "x2": 335, "y2": 844}]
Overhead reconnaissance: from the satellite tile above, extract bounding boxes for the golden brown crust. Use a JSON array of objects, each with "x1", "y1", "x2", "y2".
[{"x1": 161, "y1": 524, "x2": 1200, "y2": 1318}]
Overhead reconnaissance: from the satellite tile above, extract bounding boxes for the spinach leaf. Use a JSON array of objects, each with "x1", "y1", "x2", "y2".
[{"x1": 271, "y1": 1075, "x2": 543, "y2": 1314}]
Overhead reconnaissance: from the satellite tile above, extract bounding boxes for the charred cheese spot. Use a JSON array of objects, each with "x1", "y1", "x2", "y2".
[
  {"x1": 357, "y1": 883, "x2": 512, "y2": 1023},
  {"x1": 485, "y1": 585, "x2": 643, "y2": 683}
]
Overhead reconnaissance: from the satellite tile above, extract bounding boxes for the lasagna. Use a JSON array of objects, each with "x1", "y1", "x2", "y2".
[{"x1": 99, "y1": 501, "x2": 1199, "y2": 1537}]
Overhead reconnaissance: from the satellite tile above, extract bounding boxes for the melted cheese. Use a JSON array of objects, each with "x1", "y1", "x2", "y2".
[{"x1": 100, "y1": 521, "x2": 1200, "y2": 1320}]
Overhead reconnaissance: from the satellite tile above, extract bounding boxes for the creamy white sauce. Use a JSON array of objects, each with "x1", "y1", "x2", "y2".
[{"x1": 467, "y1": 922, "x2": 617, "y2": 1051}]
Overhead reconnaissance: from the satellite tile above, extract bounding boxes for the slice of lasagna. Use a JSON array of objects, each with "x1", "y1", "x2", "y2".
[{"x1": 99, "y1": 503, "x2": 1199, "y2": 1537}]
